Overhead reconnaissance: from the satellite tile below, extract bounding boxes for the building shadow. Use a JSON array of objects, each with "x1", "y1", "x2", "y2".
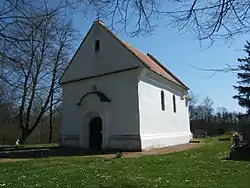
[{"x1": 0, "y1": 146, "x2": 120, "y2": 159}]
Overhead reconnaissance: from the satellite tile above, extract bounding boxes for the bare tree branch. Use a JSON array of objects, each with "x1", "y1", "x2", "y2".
[
  {"x1": 1, "y1": 1, "x2": 77, "y2": 144},
  {"x1": 65, "y1": 0, "x2": 250, "y2": 41},
  {"x1": 189, "y1": 63, "x2": 239, "y2": 78}
]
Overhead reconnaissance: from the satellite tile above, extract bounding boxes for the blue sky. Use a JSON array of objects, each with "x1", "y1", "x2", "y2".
[{"x1": 71, "y1": 12, "x2": 248, "y2": 113}]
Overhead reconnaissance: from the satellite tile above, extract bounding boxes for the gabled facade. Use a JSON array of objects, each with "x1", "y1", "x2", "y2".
[{"x1": 59, "y1": 20, "x2": 192, "y2": 151}]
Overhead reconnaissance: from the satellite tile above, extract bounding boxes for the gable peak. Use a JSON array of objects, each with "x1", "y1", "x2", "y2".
[{"x1": 93, "y1": 19, "x2": 105, "y2": 26}]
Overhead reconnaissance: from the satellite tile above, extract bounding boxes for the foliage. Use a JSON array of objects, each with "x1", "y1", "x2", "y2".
[
  {"x1": 201, "y1": 96, "x2": 214, "y2": 120},
  {"x1": 0, "y1": 140, "x2": 250, "y2": 187},
  {"x1": 189, "y1": 95, "x2": 214, "y2": 120},
  {"x1": 188, "y1": 91, "x2": 199, "y2": 120},
  {"x1": 233, "y1": 41, "x2": 250, "y2": 114},
  {"x1": 115, "y1": 152, "x2": 123, "y2": 159},
  {"x1": 189, "y1": 93, "x2": 239, "y2": 123}
]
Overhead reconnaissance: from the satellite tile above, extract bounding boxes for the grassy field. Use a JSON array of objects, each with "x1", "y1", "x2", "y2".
[{"x1": 0, "y1": 138, "x2": 249, "y2": 188}]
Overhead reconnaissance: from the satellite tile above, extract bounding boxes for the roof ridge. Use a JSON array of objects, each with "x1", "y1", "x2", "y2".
[{"x1": 93, "y1": 19, "x2": 105, "y2": 25}]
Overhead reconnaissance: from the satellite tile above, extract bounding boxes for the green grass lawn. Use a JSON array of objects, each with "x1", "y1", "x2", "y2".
[{"x1": 0, "y1": 139, "x2": 250, "y2": 188}]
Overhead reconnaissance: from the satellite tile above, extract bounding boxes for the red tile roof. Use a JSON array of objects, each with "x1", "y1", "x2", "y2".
[
  {"x1": 97, "y1": 20, "x2": 188, "y2": 89},
  {"x1": 123, "y1": 42, "x2": 188, "y2": 89}
]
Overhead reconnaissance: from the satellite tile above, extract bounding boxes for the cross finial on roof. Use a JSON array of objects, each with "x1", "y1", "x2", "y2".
[
  {"x1": 94, "y1": 13, "x2": 104, "y2": 25},
  {"x1": 96, "y1": 12, "x2": 100, "y2": 21}
]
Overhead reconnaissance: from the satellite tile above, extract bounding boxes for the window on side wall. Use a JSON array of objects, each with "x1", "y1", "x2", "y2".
[
  {"x1": 173, "y1": 95, "x2": 176, "y2": 113},
  {"x1": 161, "y1": 90, "x2": 165, "y2": 111}
]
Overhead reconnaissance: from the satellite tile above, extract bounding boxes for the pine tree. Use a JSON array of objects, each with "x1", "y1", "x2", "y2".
[{"x1": 233, "y1": 41, "x2": 250, "y2": 114}]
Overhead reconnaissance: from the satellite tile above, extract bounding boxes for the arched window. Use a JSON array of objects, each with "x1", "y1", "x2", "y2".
[
  {"x1": 173, "y1": 95, "x2": 176, "y2": 113},
  {"x1": 161, "y1": 90, "x2": 165, "y2": 111}
]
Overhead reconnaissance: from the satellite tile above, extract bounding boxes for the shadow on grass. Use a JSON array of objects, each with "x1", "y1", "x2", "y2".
[
  {"x1": 223, "y1": 146, "x2": 250, "y2": 161},
  {"x1": 0, "y1": 145, "x2": 143, "y2": 159},
  {"x1": 223, "y1": 157, "x2": 250, "y2": 161},
  {"x1": 0, "y1": 146, "x2": 120, "y2": 159}
]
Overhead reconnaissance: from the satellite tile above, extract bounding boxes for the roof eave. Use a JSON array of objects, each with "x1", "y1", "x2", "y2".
[
  {"x1": 147, "y1": 53, "x2": 189, "y2": 89},
  {"x1": 144, "y1": 65, "x2": 189, "y2": 90}
]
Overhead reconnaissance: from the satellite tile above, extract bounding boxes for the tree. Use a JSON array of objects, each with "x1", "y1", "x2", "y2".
[
  {"x1": 0, "y1": 1, "x2": 65, "y2": 42},
  {"x1": 188, "y1": 91, "x2": 199, "y2": 120},
  {"x1": 188, "y1": 94, "x2": 215, "y2": 121},
  {"x1": 0, "y1": 79, "x2": 19, "y2": 144},
  {"x1": 216, "y1": 107, "x2": 222, "y2": 123},
  {"x1": 1, "y1": 4, "x2": 77, "y2": 144},
  {"x1": 1, "y1": 0, "x2": 249, "y2": 45},
  {"x1": 48, "y1": 104, "x2": 61, "y2": 143},
  {"x1": 64, "y1": 0, "x2": 250, "y2": 42},
  {"x1": 233, "y1": 41, "x2": 250, "y2": 114},
  {"x1": 201, "y1": 96, "x2": 214, "y2": 121},
  {"x1": 194, "y1": 105, "x2": 206, "y2": 120}
]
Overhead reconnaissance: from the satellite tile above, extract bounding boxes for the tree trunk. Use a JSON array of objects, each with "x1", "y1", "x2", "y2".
[
  {"x1": 19, "y1": 128, "x2": 31, "y2": 145},
  {"x1": 49, "y1": 91, "x2": 54, "y2": 144},
  {"x1": 49, "y1": 119, "x2": 52, "y2": 143}
]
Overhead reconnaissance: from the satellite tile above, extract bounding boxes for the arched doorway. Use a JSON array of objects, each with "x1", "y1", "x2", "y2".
[{"x1": 89, "y1": 117, "x2": 102, "y2": 150}]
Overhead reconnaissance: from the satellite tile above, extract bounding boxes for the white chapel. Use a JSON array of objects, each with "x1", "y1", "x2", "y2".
[{"x1": 59, "y1": 20, "x2": 192, "y2": 151}]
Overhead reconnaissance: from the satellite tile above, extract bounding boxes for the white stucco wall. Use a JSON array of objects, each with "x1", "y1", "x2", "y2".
[
  {"x1": 60, "y1": 21, "x2": 142, "y2": 84},
  {"x1": 60, "y1": 69, "x2": 141, "y2": 150},
  {"x1": 138, "y1": 69, "x2": 192, "y2": 149},
  {"x1": 59, "y1": 21, "x2": 145, "y2": 150}
]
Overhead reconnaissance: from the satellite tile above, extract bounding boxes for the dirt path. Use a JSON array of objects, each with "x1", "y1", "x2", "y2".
[
  {"x1": 95, "y1": 143, "x2": 200, "y2": 159},
  {"x1": 0, "y1": 159, "x2": 29, "y2": 163}
]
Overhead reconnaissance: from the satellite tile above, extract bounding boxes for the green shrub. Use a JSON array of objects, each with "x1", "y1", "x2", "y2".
[
  {"x1": 217, "y1": 128, "x2": 225, "y2": 135},
  {"x1": 223, "y1": 131, "x2": 236, "y2": 136},
  {"x1": 115, "y1": 152, "x2": 123, "y2": 158}
]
